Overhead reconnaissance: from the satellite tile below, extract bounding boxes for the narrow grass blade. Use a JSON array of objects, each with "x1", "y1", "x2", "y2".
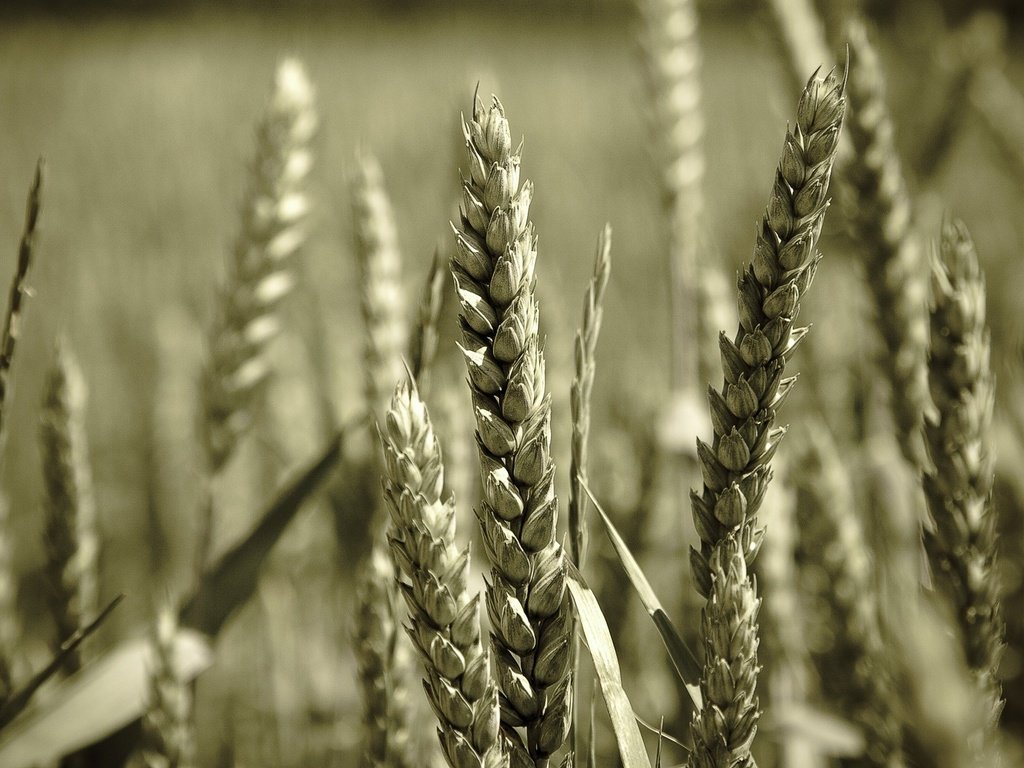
[
  {"x1": 584, "y1": 482, "x2": 702, "y2": 709},
  {"x1": 180, "y1": 428, "x2": 345, "y2": 637},
  {"x1": 566, "y1": 563, "x2": 652, "y2": 768},
  {"x1": 0, "y1": 625, "x2": 211, "y2": 768},
  {"x1": 0, "y1": 594, "x2": 123, "y2": 727}
]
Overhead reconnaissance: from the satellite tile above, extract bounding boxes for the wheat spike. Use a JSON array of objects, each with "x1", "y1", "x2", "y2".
[
  {"x1": 353, "y1": 151, "x2": 409, "y2": 422},
  {"x1": 129, "y1": 608, "x2": 197, "y2": 768},
  {"x1": 844, "y1": 19, "x2": 930, "y2": 470},
  {"x1": 380, "y1": 377, "x2": 507, "y2": 768},
  {"x1": 40, "y1": 340, "x2": 100, "y2": 676},
  {"x1": 688, "y1": 67, "x2": 846, "y2": 768},
  {"x1": 922, "y1": 220, "x2": 1004, "y2": 736},
  {"x1": 568, "y1": 225, "x2": 611, "y2": 570},
  {"x1": 637, "y1": 0, "x2": 705, "y2": 393},
  {"x1": 452, "y1": 92, "x2": 573, "y2": 766},
  {"x1": 201, "y1": 58, "x2": 316, "y2": 475},
  {"x1": 791, "y1": 429, "x2": 906, "y2": 768}
]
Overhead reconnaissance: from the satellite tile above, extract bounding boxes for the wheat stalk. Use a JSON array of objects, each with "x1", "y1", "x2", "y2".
[
  {"x1": 379, "y1": 377, "x2": 506, "y2": 768},
  {"x1": 922, "y1": 219, "x2": 1004, "y2": 736},
  {"x1": 0, "y1": 160, "x2": 44, "y2": 700},
  {"x1": 687, "y1": 67, "x2": 846, "y2": 768},
  {"x1": 409, "y1": 248, "x2": 446, "y2": 397},
  {"x1": 791, "y1": 428, "x2": 906, "y2": 768},
  {"x1": 452, "y1": 92, "x2": 573, "y2": 766},
  {"x1": 844, "y1": 19, "x2": 930, "y2": 470},
  {"x1": 568, "y1": 224, "x2": 611, "y2": 570},
  {"x1": 40, "y1": 339, "x2": 99, "y2": 676},
  {"x1": 129, "y1": 608, "x2": 197, "y2": 768}
]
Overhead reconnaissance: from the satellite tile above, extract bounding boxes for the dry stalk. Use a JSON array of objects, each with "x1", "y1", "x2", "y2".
[
  {"x1": 380, "y1": 378, "x2": 506, "y2": 768},
  {"x1": 0, "y1": 160, "x2": 44, "y2": 699},
  {"x1": 40, "y1": 340, "x2": 99, "y2": 676},
  {"x1": 452, "y1": 93, "x2": 573, "y2": 766},
  {"x1": 844, "y1": 19, "x2": 930, "y2": 470},
  {"x1": 568, "y1": 225, "x2": 611, "y2": 570},
  {"x1": 922, "y1": 220, "x2": 1004, "y2": 737},
  {"x1": 687, "y1": 67, "x2": 846, "y2": 768}
]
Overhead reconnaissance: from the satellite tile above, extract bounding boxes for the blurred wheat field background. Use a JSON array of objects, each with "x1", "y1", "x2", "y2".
[{"x1": 0, "y1": 1, "x2": 1023, "y2": 766}]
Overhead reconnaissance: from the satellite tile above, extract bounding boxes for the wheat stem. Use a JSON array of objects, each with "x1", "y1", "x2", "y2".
[{"x1": 687, "y1": 67, "x2": 846, "y2": 768}]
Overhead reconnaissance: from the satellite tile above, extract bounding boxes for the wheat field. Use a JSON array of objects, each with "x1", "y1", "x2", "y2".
[{"x1": 0, "y1": 2, "x2": 1022, "y2": 767}]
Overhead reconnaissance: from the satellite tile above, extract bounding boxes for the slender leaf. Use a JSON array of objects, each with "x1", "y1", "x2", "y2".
[
  {"x1": 566, "y1": 563, "x2": 652, "y2": 768},
  {"x1": 584, "y1": 482, "x2": 703, "y2": 709}
]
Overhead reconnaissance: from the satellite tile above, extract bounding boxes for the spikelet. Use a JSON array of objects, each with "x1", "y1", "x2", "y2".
[
  {"x1": 688, "y1": 67, "x2": 846, "y2": 768},
  {"x1": 922, "y1": 220, "x2": 1004, "y2": 736},
  {"x1": 130, "y1": 608, "x2": 197, "y2": 768},
  {"x1": 40, "y1": 340, "x2": 99, "y2": 675},
  {"x1": 452, "y1": 93, "x2": 574, "y2": 764},
  {"x1": 0, "y1": 161, "x2": 44, "y2": 699},
  {"x1": 844, "y1": 19, "x2": 930, "y2": 470},
  {"x1": 201, "y1": 58, "x2": 316, "y2": 475},
  {"x1": 637, "y1": 0, "x2": 705, "y2": 394},
  {"x1": 380, "y1": 378, "x2": 506, "y2": 768}
]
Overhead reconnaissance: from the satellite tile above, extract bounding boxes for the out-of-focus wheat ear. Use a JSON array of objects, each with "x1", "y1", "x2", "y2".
[
  {"x1": 791, "y1": 428, "x2": 907, "y2": 768},
  {"x1": 409, "y1": 247, "x2": 446, "y2": 396},
  {"x1": 354, "y1": 544, "x2": 415, "y2": 768},
  {"x1": 0, "y1": 160, "x2": 44, "y2": 700},
  {"x1": 128, "y1": 607, "x2": 197, "y2": 768},
  {"x1": 40, "y1": 339, "x2": 99, "y2": 676},
  {"x1": 922, "y1": 220, "x2": 1004, "y2": 736},
  {"x1": 696, "y1": 262, "x2": 737, "y2": 392},
  {"x1": 569, "y1": 224, "x2": 611, "y2": 570},
  {"x1": 453, "y1": 92, "x2": 574, "y2": 764},
  {"x1": 380, "y1": 377, "x2": 507, "y2": 768},
  {"x1": 200, "y1": 57, "x2": 316, "y2": 476},
  {"x1": 844, "y1": 19, "x2": 931, "y2": 471},
  {"x1": 352, "y1": 150, "x2": 408, "y2": 424},
  {"x1": 637, "y1": 0, "x2": 705, "y2": 395},
  {"x1": 688, "y1": 66, "x2": 846, "y2": 768},
  {"x1": 196, "y1": 58, "x2": 316, "y2": 573}
]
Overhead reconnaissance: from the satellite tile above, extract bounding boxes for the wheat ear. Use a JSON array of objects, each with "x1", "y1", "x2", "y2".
[
  {"x1": 130, "y1": 608, "x2": 197, "y2": 768},
  {"x1": 201, "y1": 58, "x2": 316, "y2": 474},
  {"x1": 452, "y1": 93, "x2": 573, "y2": 766},
  {"x1": 380, "y1": 377, "x2": 507, "y2": 768},
  {"x1": 0, "y1": 160, "x2": 44, "y2": 698},
  {"x1": 568, "y1": 225, "x2": 611, "y2": 570},
  {"x1": 791, "y1": 429, "x2": 906, "y2": 768},
  {"x1": 196, "y1": 58, "x2": 315, "y2": 575},
  {"x1": 637, "y1": 0, "x2": 705, "y2": 393},
  {"x1": 40, "y1": 340, "x2": 99, "y2": 675},
  {"x1": 844, "y1": 19, "x2": 930, "y2": 470},
  {"x1": 688, "y1": 67, "x2": 846, "y2": 768},
  {"x1": 922, "y1": 219, "x2": 1004, "y2": 734}
]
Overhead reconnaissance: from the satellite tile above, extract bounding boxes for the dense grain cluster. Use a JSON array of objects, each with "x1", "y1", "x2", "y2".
[
  {"x1": 452, "y1": 94, "x2": 573, "y2": 767},
  {"x1": 688, "y1": 68, "x2": 846, "y2": 768},
  {"x1": 844, "y1": 20, "x2": 930, "y2": 469},
  {"x1": 380, "y1": 379, "x2": 506, "y2": 768},
  {"x1": 923, "y1": 220, "x2": 1004, "y2": 734}
]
